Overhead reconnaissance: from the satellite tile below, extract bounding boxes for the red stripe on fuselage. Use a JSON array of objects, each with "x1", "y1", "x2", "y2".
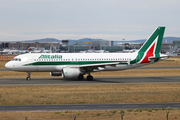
[{"x1": 141, "y1": 43, "x2": 155, "y2": 63}]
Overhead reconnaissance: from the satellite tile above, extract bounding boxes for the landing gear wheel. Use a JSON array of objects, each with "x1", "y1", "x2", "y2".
[
  {"x1": 26, "y1": 72, "x2": 31, "y2": 81},
  {"x1": 26, "y1": 77, "x2": 31, "y2": 81},
  {"x1": 78, "y1": 74, "x2": 84, "y2": 80},
  {"x1": 87, "y1": 75, "x2": 93, "y2": 81}
]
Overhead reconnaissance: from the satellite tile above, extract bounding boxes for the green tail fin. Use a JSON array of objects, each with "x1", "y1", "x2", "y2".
[
  {"x1": 130, "y1": 27, "x2": 165, "y2": 64},
  {"x1": 138, "y1": 27, "x2": 165, "y2": 56}
]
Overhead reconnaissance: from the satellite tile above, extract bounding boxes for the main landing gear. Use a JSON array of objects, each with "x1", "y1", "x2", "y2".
[
  {"x1": 78, "y1": 74, "x2": 93, "y2": 81},
  {"x1": 87, "y1": 74, "x2": 93, "y2": 81},
  {"x1": 26, "y1": 72, "x2": 31, "y2": 81}
]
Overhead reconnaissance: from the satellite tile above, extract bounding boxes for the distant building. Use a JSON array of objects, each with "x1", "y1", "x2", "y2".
[
  {"x1": 0, "y1": 42, "x2": 10, "y2": 49},
  {"x1": 0, "y1": 43, "x2": 3, "y2": 50},
  {"x1": 173, "y1": 40, "x2": 180, "y2": 53},
  {"x1": 3, "y1": 42, "x2": 61, "y2": 52},
  {"x1": 117, "y1": 42, "x2": 142, "y2": 50},
  {"x1": 62, "y1": 40, "x2": 69, "y2": 47},
  {"x1": 161, "y1": 43, "x2": 173, "y2": 53},
  {"x1": 74, "y1": 41, "x2": 112, "y2": 47},
  {"x1": 70, "y1": 40, "x2": 114, "y2": 52}
]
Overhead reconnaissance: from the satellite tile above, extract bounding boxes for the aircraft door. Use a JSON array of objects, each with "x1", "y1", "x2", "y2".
[
  {"x1": 71, "y1": 58, "x2": 78, "y2": 64},
  {"x1": 28, "y1": 55, "x2": 33, "y2": 65},
  {"x1": 28, "y1": 55, "x2": 38, "y2": 71}
]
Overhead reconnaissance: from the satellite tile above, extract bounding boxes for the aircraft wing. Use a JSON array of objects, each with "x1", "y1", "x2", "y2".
[
  {"x1": 73, "y1": 62, "x2": 121, "y2": 72},
  {"x1": 61, "y1": 62, "x2": 120, "y2": 72},
  {"x1": 65, "y1": 62, "x2": 129, "y2": 72},
  {"x1": 79, "y1": 62, "x2": 120, "y2": 68}
]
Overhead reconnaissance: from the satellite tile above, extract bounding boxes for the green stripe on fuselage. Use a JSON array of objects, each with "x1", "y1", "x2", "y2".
[{"x1": 24, "y1": 60, "x2": 129, "y2": 66}]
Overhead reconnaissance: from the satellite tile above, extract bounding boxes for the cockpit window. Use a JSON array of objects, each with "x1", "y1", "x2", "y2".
[{"x1": 12, "y1": 58, "x2": 21, "y2": 61}]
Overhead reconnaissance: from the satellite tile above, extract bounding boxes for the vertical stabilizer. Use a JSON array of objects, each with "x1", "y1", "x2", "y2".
[
  {"x1": 138, "y1": 27, "x2": 165, "y2": 63},
  {"x1": 138, "y1": 27, "x2": 165, "y2": 54},
  {"x1": 130, "y1": 27, "x2": 165, "y2": 64}
]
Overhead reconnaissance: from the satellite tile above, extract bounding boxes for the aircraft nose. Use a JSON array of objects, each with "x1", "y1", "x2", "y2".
[{"x1": 5, "y1": 62, "x2": 12, "y2": 70}]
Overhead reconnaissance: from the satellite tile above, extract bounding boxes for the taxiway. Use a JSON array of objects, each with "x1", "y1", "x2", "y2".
[
  {"x1": 0, "y1": 103, "x2": 179, "y2": 111},
  {"x1": 0, "y1": 76, "x2": 180, "y2": 86}
]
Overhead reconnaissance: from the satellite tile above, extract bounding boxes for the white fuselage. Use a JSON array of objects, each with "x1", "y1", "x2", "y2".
[{"x1": 5, "y1": 52, "x2": 159, "y2": 72}]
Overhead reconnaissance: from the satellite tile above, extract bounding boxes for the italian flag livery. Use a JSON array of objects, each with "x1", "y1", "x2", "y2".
[
  {"x1": 136, "y1": 26, "x2": 165, "y2": 64},
  {"x1": 5, "y1": 27, "x2": 168, "y2": 81}
]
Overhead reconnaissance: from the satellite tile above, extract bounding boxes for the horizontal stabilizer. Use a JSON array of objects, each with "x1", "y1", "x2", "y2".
[{"x1": 149, "y1": 55, "x2": 169, "y2": 61}]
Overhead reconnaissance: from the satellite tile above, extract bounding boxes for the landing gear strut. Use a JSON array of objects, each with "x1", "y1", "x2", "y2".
[
  {"x1": 26, "y1": 72, "x2": 31, "y2": 81},
  {"x1": 78, "y1": 74, "x2": 84, "y2": 80},
  {"x1": 87, "y1": 75, "x2": 93, "y2": 81}
]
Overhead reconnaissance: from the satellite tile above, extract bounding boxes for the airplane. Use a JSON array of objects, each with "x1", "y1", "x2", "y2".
[
  {"x1": 5, "y1": 27, "x2": 168, "y2": 81},
  {"x1": 2, "y1": 45, "x2": 20, "y2": 54},
  {"x1": 122, "y1": 49, "x2": 139, "y2": 53},
  {"x1": 18, "y1": 50, "x2": 29, "y2": 54},
  {"x1": 43, "y1": 45, "x2": 52, "y2": 53},
  {"x1": 31, "y1": 49, "x2": 42, "y2": 53}
]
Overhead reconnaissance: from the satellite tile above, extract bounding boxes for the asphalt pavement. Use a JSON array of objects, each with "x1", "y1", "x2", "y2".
[
  {"x1": 0, "y1": 103, "x2": 180, "y2": 111},
  {"x1": 0, "y1": 76, "x2": 180, "y2": 86}
]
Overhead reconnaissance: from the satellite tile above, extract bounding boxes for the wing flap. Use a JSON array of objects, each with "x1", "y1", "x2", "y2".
[{"x1": 79, "y1": 62, "x2": 120, "y2": 68}]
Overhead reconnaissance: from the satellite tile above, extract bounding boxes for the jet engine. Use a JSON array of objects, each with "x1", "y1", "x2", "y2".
[
  {"x1": 50, "y1": 72, "x2": 62, "y2": 76},
  {"x1": 62, "y1": 67, "x2": 81, "y2": 78}
]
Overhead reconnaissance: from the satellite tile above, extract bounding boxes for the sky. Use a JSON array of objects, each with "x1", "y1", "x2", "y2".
[{"x1": 0, "y1": 0, "x2": 180, "y2": 41}]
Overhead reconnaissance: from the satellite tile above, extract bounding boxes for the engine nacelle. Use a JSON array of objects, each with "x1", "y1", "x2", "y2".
[
  {"x1": 62, "y1": 67, "x2": 81, "y2": 78},
  {"x1": 50, "y1": 72, "x2": 62, "y2": 76}
]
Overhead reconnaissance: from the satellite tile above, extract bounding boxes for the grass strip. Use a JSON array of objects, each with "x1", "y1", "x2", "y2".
[
  {"x1": 1, "y1": 69, "x2": 180, "y2": 78},
  {"x1": 0, "y1": 84, "x2": 180, "y2": 105}
]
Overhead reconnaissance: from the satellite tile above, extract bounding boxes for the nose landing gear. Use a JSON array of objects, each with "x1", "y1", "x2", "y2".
[{"x1": 26, "y1": 72, "x2": 31, "y2": 81}]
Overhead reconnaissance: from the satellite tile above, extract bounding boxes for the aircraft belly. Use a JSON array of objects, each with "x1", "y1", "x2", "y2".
[
  {"x1": 16, "y1": 66, "x2": 57, "y2": 72},
  {"x1": 103, "y1": 64, "x2": 142, "y2": 71},
  {"x1": 37, "y1": 66, "x2": 57, "y2": 72},
  {"x1": 104, "y1": 65, "x2": 129, "y2": 71}
]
